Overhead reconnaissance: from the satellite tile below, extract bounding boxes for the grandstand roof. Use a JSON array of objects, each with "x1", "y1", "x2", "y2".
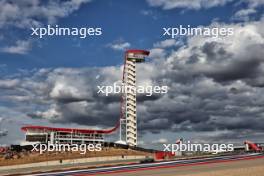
[{"x1": 21, "y1": 124, "x2": 118, "y2": 134}]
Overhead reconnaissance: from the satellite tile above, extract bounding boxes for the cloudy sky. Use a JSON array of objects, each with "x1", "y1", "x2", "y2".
[{"x1": 0, "y1": 0, "x2": 264, "y2": 148}]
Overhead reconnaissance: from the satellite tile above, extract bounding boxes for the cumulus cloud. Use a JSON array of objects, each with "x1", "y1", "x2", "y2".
[
  {"x1": 1, "y1": 40, "x2": 31, "y2": 54},
  {"x1": 146, "y1": 0, "x2": 233, "y2": 10},
  {"x1": 152, "y1": 138, "x2": 168, "y2": 144},
  {"x1": 165, "y1": 21, "x2": 264, "y2": 86},
  {"x1": 231, "y1": 0, "x2": 264, "y2": 21},
  {"x1": 153, "y1": 39, "x2": 182, "y2": 48},
  {"x1": 233, "y1": 8, "x2": 257, "y2": 21},
  {"x1": 0, "y1": 0, "x2": 90, "y2": 28},
  {"x1": 139, "y1": 20, "x2": 264, "y2": 138},
  {"x1": 246, "y1": 0, "x2": 264, "y2": 8},
  {"x1": 1, "y1": 19, "x2": 264, "y2": 143},
  {"x1": 145, "y1": 0, "x2": 264, "y2": 27},
  {"x1": 150, "y1": 39, "x2": 183, "y2": 59},
  {"x1": 146, "y1": 0, "x2": 264, "y2": 18},
  {"x1": 0, "y1": 0, "x2": 91, "y2": 54},
  {"x1": 14, "y1": 67, "x2": 122, "y2": 127},
  {"x1": 149, "y1": 48, "x2": 166, "y2": 59},
  {"x1": 0, "y1": 79, "x2": 20, "y2": 88},
  {"x1": 107, "y1": 41, "x2": 131, "y2": 51}
]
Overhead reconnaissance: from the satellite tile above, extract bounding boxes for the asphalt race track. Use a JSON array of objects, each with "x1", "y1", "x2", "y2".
[{"x1": 27, "y1": 153, "x2": 264, "y2": 176}]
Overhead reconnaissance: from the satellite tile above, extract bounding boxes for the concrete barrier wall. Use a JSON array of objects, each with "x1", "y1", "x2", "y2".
[{"x1": 0, "y1": 155, "x2": 145, "y2": 171}]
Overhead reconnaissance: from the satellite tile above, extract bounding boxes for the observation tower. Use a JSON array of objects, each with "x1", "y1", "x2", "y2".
[{"x1": 118, "y1": 50, "x2": 150, "y2": 146}]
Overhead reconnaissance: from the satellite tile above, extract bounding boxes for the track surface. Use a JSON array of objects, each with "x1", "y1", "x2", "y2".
[{"x1": 29, "y1": 153, "x2": 264, "y2": 176}]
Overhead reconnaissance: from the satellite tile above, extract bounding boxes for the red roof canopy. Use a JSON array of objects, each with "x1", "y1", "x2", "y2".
[
  {"x1": 126, "y1": 49, "x2": 150, "y2": 56},
  {"x1": 21, "y1": 124, "x2": 119, "y2": 134}
]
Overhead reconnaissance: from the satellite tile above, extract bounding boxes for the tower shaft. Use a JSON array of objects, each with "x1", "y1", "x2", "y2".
[{"x1": 119, "y1": 50, "x2": 149, "y2": 146}]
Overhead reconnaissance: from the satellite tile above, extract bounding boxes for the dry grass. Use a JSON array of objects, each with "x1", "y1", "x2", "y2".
[{"x1": 0, "y1": 148, "x2": 151, "y2": 166}]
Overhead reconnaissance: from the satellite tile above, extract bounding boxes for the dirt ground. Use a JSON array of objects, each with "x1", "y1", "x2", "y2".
[{"x1": 0, "y1": 148, "x2": 151, "y2": 166}]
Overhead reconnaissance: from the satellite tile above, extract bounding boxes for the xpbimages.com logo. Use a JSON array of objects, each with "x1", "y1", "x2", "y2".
[
  {"x1": 31, "y1": 25, "x2": 102, "y2": 38},
  {"x1": 163, "y1": 141, "x2": 234, "y2": 154},
  {"x1": 97, "y1": 83, "x2": 168, "y2": 96},
  {"x1": 163, "y1": 25, "x2": 234, "y2": 39},
  {"x1": 31, "y1": 142, "x2": 102, "y2": 154}
]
